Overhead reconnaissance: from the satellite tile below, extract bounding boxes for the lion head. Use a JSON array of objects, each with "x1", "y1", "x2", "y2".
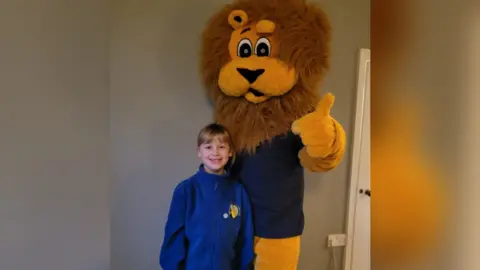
[{"x1": 200, "y1": 0, "x2": 332, "y2": 153}]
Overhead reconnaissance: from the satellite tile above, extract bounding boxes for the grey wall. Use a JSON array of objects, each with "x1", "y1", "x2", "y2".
[
  {"x1": 0, "y1": 1, "x2": 110, "y2": 270},
  {"x1": 111, "y1": 1, "x2": 369, "y2": 270}
]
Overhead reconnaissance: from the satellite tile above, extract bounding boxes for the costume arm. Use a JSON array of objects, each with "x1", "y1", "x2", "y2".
[
  {"x1": 235, "y1": 187, "x2": 255, "y2": 270},
  {"x1": 159, "y1": 183, "x2": 188, "y2": 270},
  {"x1": 299, "y1": 118, "x2": 346, "y2": 172}
]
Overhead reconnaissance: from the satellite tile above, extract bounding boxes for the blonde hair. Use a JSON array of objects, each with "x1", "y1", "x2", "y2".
[{"x1": 197, "y1": 123, "x2": 236, "y2": 167}]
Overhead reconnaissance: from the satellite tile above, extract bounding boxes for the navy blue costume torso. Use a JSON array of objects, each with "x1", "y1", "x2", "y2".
[{"x1": 230, "y1": 131, "x2": 305, "y2": 239}]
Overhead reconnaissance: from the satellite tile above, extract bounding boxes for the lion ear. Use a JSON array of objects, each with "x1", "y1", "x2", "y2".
[{"x1": 228, "y1": 10, "x2": 248, "y2": 30}]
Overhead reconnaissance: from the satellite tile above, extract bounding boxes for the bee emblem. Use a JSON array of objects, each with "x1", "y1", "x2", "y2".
[{"x1": 229, "y1": 204, "x2": 240, "y2": 219}]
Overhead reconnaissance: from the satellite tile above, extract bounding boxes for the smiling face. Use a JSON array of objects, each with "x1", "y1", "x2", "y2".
[
  {"x1": 197, "y1": 136, "x2": 232, "y2": 174},
  {"x1": 196, "y1": 123, "x2": 234, "y2": 174},
  {"x1": 217, "y1": 11, "x2": 297, "y2": 104}
]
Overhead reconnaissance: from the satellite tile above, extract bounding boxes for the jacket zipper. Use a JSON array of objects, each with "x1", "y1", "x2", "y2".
[{"x1": 211, "y1": 182, "x2": 219, "y2": 269}]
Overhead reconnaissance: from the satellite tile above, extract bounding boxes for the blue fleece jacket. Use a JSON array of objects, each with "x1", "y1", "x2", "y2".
[{"x1": 159, "y1": 165, "x2": 255, "y2": 270}]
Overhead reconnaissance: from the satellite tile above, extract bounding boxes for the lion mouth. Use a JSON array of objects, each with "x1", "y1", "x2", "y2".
[{"x1": 248, "y1": 88, "x2": 265, "y2": 97}]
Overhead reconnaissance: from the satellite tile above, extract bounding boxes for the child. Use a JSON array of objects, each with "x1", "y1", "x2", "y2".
[{"x1": 159, "y1": 123, "x2": 255, "y2": 270}]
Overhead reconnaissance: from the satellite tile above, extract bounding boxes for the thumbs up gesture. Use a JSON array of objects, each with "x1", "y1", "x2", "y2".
[{"x1": 292, "y1": 93, "x2": 342, "y2": 159}]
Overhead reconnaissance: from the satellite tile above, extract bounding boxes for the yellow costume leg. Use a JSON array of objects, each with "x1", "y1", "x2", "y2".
[{"x1": 254, "y1": 236, "x2": 300, "y2": 270}]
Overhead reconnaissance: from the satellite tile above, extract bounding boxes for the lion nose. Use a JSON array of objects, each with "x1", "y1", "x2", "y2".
[{"x1": 237, "y1": 68, "x2": 265, "y2": 84}]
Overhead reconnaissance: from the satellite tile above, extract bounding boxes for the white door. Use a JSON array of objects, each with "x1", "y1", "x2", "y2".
[{"x1": 344, "y1": 48, "x2": 370, "y2": 270}]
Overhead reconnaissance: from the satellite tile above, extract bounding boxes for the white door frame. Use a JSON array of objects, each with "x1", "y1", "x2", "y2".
[{"x1": 343, "y1": 48, "x2": 371, "y2": 270}]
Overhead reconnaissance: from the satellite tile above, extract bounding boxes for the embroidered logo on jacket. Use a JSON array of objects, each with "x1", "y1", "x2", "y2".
[{"x1": 229, "y1": 204, "x2": 240, "y2": 219}]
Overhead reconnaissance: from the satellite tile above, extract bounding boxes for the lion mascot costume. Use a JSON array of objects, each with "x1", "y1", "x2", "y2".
[{"x1": 200, "y1": 0, "x2": 346, "y2": 269}]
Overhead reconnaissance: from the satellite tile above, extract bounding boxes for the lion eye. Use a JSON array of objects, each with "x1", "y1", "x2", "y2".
[
  {"x1": 255, "y1": 37, "x2": 271, "y2": 57},
  {"x1": 237, "y1": 39, "x2": 252, "y2": 58}
]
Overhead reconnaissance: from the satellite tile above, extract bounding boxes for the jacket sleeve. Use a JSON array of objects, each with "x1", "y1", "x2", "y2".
[
  {"x1": 159, "y1": 183, "x2": 188, "y2": 270},
  {"x1": 236, "y1": 187, "x2": 255, "y2": 270}
]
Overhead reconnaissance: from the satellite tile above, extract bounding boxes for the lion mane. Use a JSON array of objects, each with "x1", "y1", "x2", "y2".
[{"x1": 200, "y1": 0, "x2": 332, "y2": 154}]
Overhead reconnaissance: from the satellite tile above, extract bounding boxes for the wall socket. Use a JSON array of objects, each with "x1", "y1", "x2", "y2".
[{"x1": 327, "y1": 234, "x2": 347, "y2": 247}]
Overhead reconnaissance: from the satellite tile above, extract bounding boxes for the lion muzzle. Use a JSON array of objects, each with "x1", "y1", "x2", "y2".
[{"x1": 237, "y1": 68, "x2": 265, "y2": 84}]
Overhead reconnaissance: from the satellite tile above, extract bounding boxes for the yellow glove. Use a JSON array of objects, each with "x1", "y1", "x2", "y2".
[{"x1": 292, "y1": 93, "x2": 344, "y2": 159}]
